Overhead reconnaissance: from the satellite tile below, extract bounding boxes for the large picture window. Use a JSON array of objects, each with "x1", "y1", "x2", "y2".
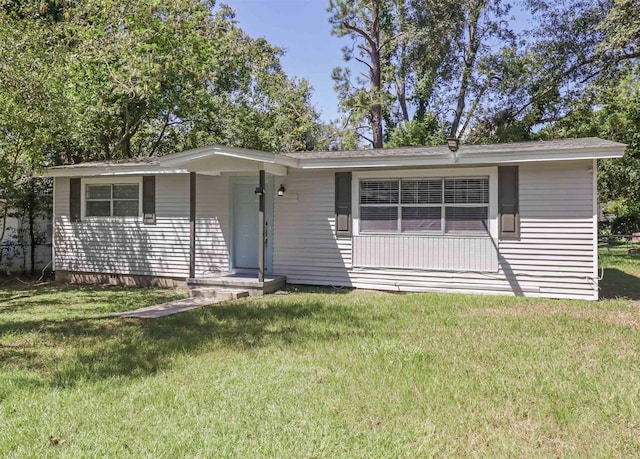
[
  {"x1": 359, "y1": 177, "x2": 489, "y2": 234},
  {"x1": 85, "y1": 183, "x2": 140, "y2": 217}
]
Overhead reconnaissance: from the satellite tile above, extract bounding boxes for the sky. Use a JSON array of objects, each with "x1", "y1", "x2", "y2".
[
  {"x1": 225, "y1": 0, "x2": 346, "y2": 123},
  {"x1": 224, "y1": 0, "x2": 534, "y2": 126}
]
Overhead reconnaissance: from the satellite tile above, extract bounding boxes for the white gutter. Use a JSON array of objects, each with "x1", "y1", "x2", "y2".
[
  {"x1": 41, "y1": 167, "x2": 189, "y2": 178},
  {"x1": 293, "y1": 146, "x2": 626, "y2": 169}
]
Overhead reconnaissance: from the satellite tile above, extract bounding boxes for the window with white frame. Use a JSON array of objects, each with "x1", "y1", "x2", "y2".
[
  {"x1": 85, "y1": 183, "x2": 140, "y2": 217},
  {"x1": 359, "y1": 177, "x2": 489, "y2": 234}
]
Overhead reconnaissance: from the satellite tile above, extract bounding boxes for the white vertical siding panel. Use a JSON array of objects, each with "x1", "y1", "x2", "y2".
[{"x1": 352, "y1": 236, "x2": 498, "y2": 272}]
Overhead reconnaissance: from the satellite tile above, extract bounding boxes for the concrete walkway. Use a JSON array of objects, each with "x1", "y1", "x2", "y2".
[{"x1": 112, "y1": 297, "x2": 221, "y2": 319}]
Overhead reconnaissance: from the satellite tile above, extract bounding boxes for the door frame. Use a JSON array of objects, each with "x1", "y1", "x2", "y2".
[{"x1": 229, "y1": 175, "x2": 274, "y2": 274}]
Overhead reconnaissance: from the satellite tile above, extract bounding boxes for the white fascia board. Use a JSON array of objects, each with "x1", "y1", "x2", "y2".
[
  {"x1": 456, "y1": 146, "x2": 626, "y2": 163},
  {"x1": 41, "y1": 167, "x2": 188, "y2": 177},
  {"x1": 264, "y1": 163, "x2": 288, "y2": 176},
  {"x1": 296, "y1": 154, "x2": 454, "y2": 169},
  {"x1": 159, "y1": 144, "x2": 284, "y2": 167},
  {"x1": 211, "y1": 147, "x2": 277, "y2": 163},
  {"x1": 274, "y1": 154, "x2": 299, "y2": 167},
  {"x1": 295, "y1": 146, "x2": 626, "y2": 169}
]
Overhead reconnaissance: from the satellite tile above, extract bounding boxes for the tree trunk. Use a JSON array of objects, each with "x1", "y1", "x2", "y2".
[
  {"x1": 450, "y1": 2, "x2": 483, "y2": 138},
  {"x1": 370, "y1": 3, "x2": 383, "y2": 148},
  {"x1": 396, "y1": 79, "x2": 409, "y2": 122},
  {"x1": 28, "y1": 194, "x2": 35, "y2": 276}
]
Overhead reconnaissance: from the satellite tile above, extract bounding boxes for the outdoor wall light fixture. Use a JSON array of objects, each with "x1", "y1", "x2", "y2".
[
  {"x1": 277, "y1": 184, "x2": 286, "y2": 197},
  {"x1": 447, "y1": 137, "x2": 459, "y2": 152},
  {"x1": 254, "y1": 186, "x2": 264, "y2": 196}
]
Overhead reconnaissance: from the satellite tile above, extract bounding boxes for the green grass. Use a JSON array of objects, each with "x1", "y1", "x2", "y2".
[{"x1": 1, "y1": 253, "x2": 639, "y2": 457}]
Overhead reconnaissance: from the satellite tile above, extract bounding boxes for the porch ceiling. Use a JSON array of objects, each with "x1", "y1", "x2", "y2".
[{"x1": 182, "y1": 155, "x2": 287, "y2": 176}]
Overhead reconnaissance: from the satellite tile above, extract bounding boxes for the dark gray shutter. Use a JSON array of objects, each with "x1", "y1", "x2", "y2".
[
  {"x1": 335, "y1": 172, "x2": 352, "y2": 237},
  {"x1": 498, "y1": 166, "x2": 520, "y2": 240},
  {"x1": 69, "y1": 178, "x2": 81, "y2": 222},
  {"x1": 143, "y1": 175, "x2": 156, "y2": 224}
]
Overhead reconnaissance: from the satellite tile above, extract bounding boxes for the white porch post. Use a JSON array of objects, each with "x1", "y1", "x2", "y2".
[
  {"x1": 189, "y1": 172, "x2": 196, "y2": 278},
  {"x1": 258, "y1": 169, "x2": 265, "y2": 283}
]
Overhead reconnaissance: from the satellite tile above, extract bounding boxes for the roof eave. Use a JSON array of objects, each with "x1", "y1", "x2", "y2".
[
  {"x1": 41, "y1": 166, "x2": 189, "y2": 178},
  {"x1": 295, "y1": 146, "x2": 626, "y2": 169},
  {"x1": 158, "y1": 144, "x2": 298, "y2": 167}
]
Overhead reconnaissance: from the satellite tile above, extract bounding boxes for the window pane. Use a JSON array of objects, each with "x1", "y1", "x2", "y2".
[
  {"x1": 401, "y1": 207, "x2": 441, "y2": 232},
  {"x1": 86, "y1": 200, "x2": 111, "y2": 217},
  {"x1": 445, "y1": 207, "x2": 488, "y2": 233},
  {"x1": 360, "y1": 206, "x2": 398, "y2": 232},
  {"x1": 360, "y1": 180, "x2": 399, "y2": 204},
  {"x1": 113, "y1": 200, "x2": 139, "y2": 216},
  {"x1": 113, "y1": 184, "x2": 139, "y2": 199},
  {"x1": 444, "y1": 178, "x2": 489, "y2": 204},
  {"x1": 86, "y1": 185, "x2": 111, "y2": 200},
  {"x1": 401, "y1": 179, "x2": 442, "y2": 204}
]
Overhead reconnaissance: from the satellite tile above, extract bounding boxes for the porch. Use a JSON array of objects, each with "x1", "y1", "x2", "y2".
[{"x1": 170, "y1": 145, "x2": 294, "y2": 290}]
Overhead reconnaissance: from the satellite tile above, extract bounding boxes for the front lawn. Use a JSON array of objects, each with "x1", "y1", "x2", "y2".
[{"x1": 0, "y1": 254, "x2": 639, "y2": 457}]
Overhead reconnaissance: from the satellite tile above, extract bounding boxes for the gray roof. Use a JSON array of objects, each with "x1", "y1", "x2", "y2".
[
  {"x1": 282, "y1": 137, "x2": 623, "y2": 160},
  {"x1": 45, "y1": 137, "x2": 625, "y2": 172},
  {"x1": 47, "y1": 157, "x2": 159, "y2": 169}
]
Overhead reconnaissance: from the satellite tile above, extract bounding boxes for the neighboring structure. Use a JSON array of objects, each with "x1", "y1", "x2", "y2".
[
  {"x1": 43, "y1": 138, "x2": 626, "y2": 300},
  {"x1": 0, "y1": 199, "x2": 52, "y2": 274}
]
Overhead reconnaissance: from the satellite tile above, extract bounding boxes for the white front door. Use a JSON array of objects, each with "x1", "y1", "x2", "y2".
[{"x1": 232, "y1": 182, "x2": 259, "y2": 269}]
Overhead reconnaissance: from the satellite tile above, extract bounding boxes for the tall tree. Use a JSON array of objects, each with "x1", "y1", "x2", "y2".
[
  {"x1": 329, "y1": 0, "x2": 514, "y2": 146},
  {"x1": 329, "y1": 0, "x2": 402, "y2": 148}
]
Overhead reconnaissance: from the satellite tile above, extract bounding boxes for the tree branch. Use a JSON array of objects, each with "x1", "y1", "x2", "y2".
[
  {"x1": 459, "y1": 84, "x2": 488, "y2": 137},
  {"x1": 354, "y1": 56, "x2": 373, "y2": 72},
  {"x1": 342, "y1": 21, "x2": 376, "y2": 48},
  {"x1": 357, "y1": 43, "x2": 372, "y2": 56},
  {"x1": 379, "y1": 32, "x2": 403, "y2": 52},
  {"x1": 149, "y1": 112, "x2": 171, "y2": 157}
]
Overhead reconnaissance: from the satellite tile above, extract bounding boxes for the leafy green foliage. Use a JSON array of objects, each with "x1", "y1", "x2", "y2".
[
  {"x1": 541, "y1": 64, "x2": 640, "y2": 231},
  {"x1": 0, "y1": 0, "x2": 322, "y2": 166},
  {"x1": 385, "y1": 114, "x2": 446, "y2": 147}
]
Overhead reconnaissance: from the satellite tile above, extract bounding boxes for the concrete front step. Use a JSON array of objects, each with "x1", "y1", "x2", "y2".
[
  {"x1": 189, "y1": 287, "x2": 250, "y2": 301},
  {"x1": 187, "y1": 274, "x2": 286, "y2": 296}
]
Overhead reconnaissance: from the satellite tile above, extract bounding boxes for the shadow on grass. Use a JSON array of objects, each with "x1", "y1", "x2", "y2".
[
  {"x1": 600, "y1": 268, "x2": 640, "y2": 300},
  {"x1": 0, "y1": 296, "x2": 372, "y2": 389}
]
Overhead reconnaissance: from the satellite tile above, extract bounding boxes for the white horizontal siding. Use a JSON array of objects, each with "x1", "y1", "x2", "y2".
[
  {"x1": 54, "y1": 174, "x2": 231, "y2": 279},
  {"x1": 497, "y1": 161, "x2": 596, "y2": 298},
  {"x1": 273, "y1": 162, "x2": 597, "y2": 300}
]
